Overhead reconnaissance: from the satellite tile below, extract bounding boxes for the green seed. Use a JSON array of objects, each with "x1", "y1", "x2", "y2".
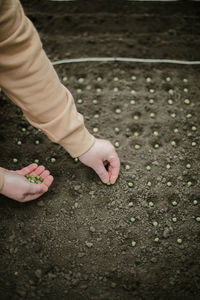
[
  {"x1": 115, "y1": 142, "x2": 120, "y2": 148},
  {"x1": 128, "y1": 202, "x2": 134, "y2": 207},
  {"x1": 51, "y1": 157, "x2": 56, "y2": 163},
  {"x1": 78, "y1": 78, "x2": 84, "y2": 83},
  {"x1": 148, "y1": 201, "x2": 154, "y2": 207},
  {"x1": 77, "y1": 99, "x2": 83, "y2": 104},
  {"x1": 168, "y1": 89, "x2": 174, "y2": 95},
  {"x1": 186, "y1": 113, "x2": 192, "y2": 119},
  {"x1": 184, "y1": 88, "x2": 188, "y2": 93},
  {"x1": 62, "y1": 76, "x2": 68, "y2": 82},
  {"x1": 131, "y1": 90, "x2": 136, "y2": 95},
  {"x1": 35, "y1": 140, "x2": 40, "y2": 145},
  {"x1": 167, "y1": 181, "x2": 172, "y2": 187},
  {"x1": 135, "y1": 144, "x2": 140, "y2": 150},
  {"x1": 131, "y1": 76, "x2": 137, "y2": 81},
  {"x1": 97, "y1": 77, "x2": 102, "y2": 82},
  {"x1": 94, "y1": 114, "x2": 99, "y2": 119},
  {"x1": 93, "y1": 99, "x2": 98, "y2": 104},
  {"x1": 192, "y1": 142, "x2": 196, "y2": 147},
  {"x1": 166, "y1": 164, "x2": 171, "y2": 169},
  {"x1": 149, "y1": 99, "x2": 154, "y2": 104},
  {"x1": 171, "y1": 141, "x2": 176, "y2": 147},
  {"x1": 133, "y1": 115, "x2": 139, "y2": 120},
  {"x1": 21, "y1": 127, "x2": 26, "y2": 132},
  {"x1": 172, "y1": 201, "x2": 177, "y2": 206},
  {"x1": 177, "y1": 238, "x2": 182, "y2": 244},
  {"x1": 130, "y1": 100, "x2": 136, "y2": 105},
  {"x1": 192, "y1": 126, "x2": 197, "y2": 131},
  {"x1": 17, "y1": 140, "x2": 22, "y2": 145},
  {"x1": 168, "y1": 99, "x2": 173, "y2": 105},
  {"x1": 93, "y1": 127, "x2": 98, "y2": 133},
  {"x1": 186, "y1": 163, "x2": 191, "y2": 169},
  {"x1": 34, "y1": 159, "x2": 39, "y2": 163},
  {"x1": 114, "y1": 87, "x2": 119, "y2": 92},
  {"x1": 184, "y1": 99, "x2": 190, "y2": 105},
  {"x1": 147, "y1": 181, "x2": 152, "y2": 187},
  {"x1": 172, "y1": 217, "x2": 177, "y2": 222},
  {"x1": 171, "y1": 113, "x2": 176, "y2": 118},
  {"x1": 115, "y1": 108, "x2": 121, "y2": 114},
  {"x1": 146, "y1": 77, "x2": 151, "y2": 83},
  {"x1": 183, "y1": 78, "x2": 188, "y2": 83},
  {"x1": 77, "y1": 88, "x2": 82, "y2": 93},
  {"x1": 107, "y1": 181, "x2": 111, "y2": 186},
  {"x1": 96, "y1": 88, "x2": 101, "y2": 93},
  {"x1": 150, "y1": 112, "x2": 155, "y2": 118},
  {"x1": 130, "y1": 217, "x2": 136, "y2": 222},
  {"x1": 125, "y1": 164, "x2": 130, "y2": 170},
  {"x1": 74, "y1": 157, "x2": 79, "y2": 163},
  {"x1": 196, "y1": 217, "x2": 200, "y2": 222},
  {"x1": 30, "y1": 179, "x2": 35, "y2": 183},
  {"x1": 166, "y1": 77, "x2": 171, "y2": 82},
  {"x1": 173, "y1": 128, "x2": 179, "y2": 133},
  {"x1": 193, "y1": 200, "x2": 198, "y2": 205},
  {"x1": 187, "y1": 181, "x2": 192, "y2": 187},
  {"x1": 128, "y1": 182, "x2": 134, "y2": 188},
  {"x1": 114, "y1": 77, "x2": 119, "y2": 81},
  {"x1": 13, "y1": 158, "x2": 18, "y2": 163},
  {"x1": 154, "y1": 237, "x2": 159, "y2": 242},
  {"x1": 153, "y1": 131, "x2": 158, "y2": 136},
  {"x1": 146, "y1": 165, "x2": 151, "y2": 171},
  {"x1": 131, "y1": 241, "x2": 136, "y2": 247},
  {"x1": 154, "y1": 144, "x2": 159, "y2": 149},
  {"x1": 153, "y1": 221, "x2": 158, "y2": 227},
  {"x1": 133, "y1": 132, "x2": 139, "y2": 137},
  {"x1": 114, "y1": 127, "x2": 120, "y2": 133},
  {"x1": 149, "y1": 89, "x2": 154, "y2": 93}
]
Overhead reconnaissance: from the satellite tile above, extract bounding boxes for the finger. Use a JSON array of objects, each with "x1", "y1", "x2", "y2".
[
  {"x1": 42, "y1": 175, "x2": 54, "y2": 188},
  {"x1": 30, "y1": 165, "x2": 45, "y2": 176},
  {"x1": 107, "y1": 153, "x2": 120, "y2": 184},
  {"x1": 40, "y1": 170, "x2": 50, "y2": 179},
  {"x1": 16, "y1": 163, "x2": 38, "y2": 175},
  {"x1": 94, "y1": 161, "x2": 109, "y2": 184}
]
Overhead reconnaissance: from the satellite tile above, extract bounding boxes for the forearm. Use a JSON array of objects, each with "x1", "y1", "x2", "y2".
[{"x1": 0, "y1": 0, "x2": 95, "y2": 157}]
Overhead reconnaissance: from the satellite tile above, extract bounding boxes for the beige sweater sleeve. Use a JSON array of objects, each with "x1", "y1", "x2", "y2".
[
  {"x1": 0, "y1": 0, "x2": 95, "y2": 158},
  {"x1": 0, "y1": 171, "x2": 4, "y2": 192}
]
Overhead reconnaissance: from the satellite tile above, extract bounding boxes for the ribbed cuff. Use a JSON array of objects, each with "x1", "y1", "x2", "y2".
[{"x1": 0, "y1": 171, "x2": 5, "y2": 192}]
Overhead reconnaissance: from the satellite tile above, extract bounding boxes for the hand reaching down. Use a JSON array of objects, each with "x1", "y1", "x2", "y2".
[
  {"x1": 0, "y1": 163, "x2": 53, "y2": 202},
  {"x1": 79, "y1": 138, "x2": 120, "y2": 184}
]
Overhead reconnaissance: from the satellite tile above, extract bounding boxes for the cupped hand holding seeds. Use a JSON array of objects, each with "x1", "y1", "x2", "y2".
[
  {"x1": 0, "y1": 163, "x2": 53, "y2": 202},
  {"x1": 79, "y1": 138, "x2": 120, "y2": 184}
]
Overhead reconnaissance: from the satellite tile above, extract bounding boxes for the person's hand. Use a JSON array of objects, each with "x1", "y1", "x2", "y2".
[
  {"x1": 0, "y1": 163, "x2": 53, "y2": 202},
  {"x1": 79, "y1": 138, "x2": 120, "y2": 184}
]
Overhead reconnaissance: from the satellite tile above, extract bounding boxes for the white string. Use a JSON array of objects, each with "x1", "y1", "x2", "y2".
[{"x1": 52, "y1": 57, "x2": 200, "y2": 65}]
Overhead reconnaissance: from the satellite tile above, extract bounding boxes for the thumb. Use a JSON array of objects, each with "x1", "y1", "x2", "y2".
[{"x1": 93, "y1": 161, "x2": 109, "y2": 184}]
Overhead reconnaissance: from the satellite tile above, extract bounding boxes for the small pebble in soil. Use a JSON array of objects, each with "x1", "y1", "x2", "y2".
[
  {"x1": 177, "y1": 238, "x2": 182, "y2": 244},
  {"x1": 148, "y1": 201, "x2": 154, "y2": 207},
  {"x1": 128, "y1": 202, "x2": 134, "y2": 207},
  {"x1": 93, "y1": 99, "x2": 98, "y2": 104},
  {"x1": 13, "y1": 158, "x2": 18, "y2": 163},
  {"x1": 184, "y1": 99, "x2": 190, "y2": 105},
  {"x1": 131, "y1": 241, "x2": 136, "y2": 247},
  {"x1": 35, "y1": 140, "x2": 40, "y2": 145}
]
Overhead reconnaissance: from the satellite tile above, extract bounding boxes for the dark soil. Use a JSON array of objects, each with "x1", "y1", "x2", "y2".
[{"x1": 0, "y1": 1, "x2": 200, "y2": 299}]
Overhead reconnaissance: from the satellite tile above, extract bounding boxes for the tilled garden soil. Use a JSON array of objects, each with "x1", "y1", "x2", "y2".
[{"x1": 0, "y1": 1, "x2": 200, "y2": 299}]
